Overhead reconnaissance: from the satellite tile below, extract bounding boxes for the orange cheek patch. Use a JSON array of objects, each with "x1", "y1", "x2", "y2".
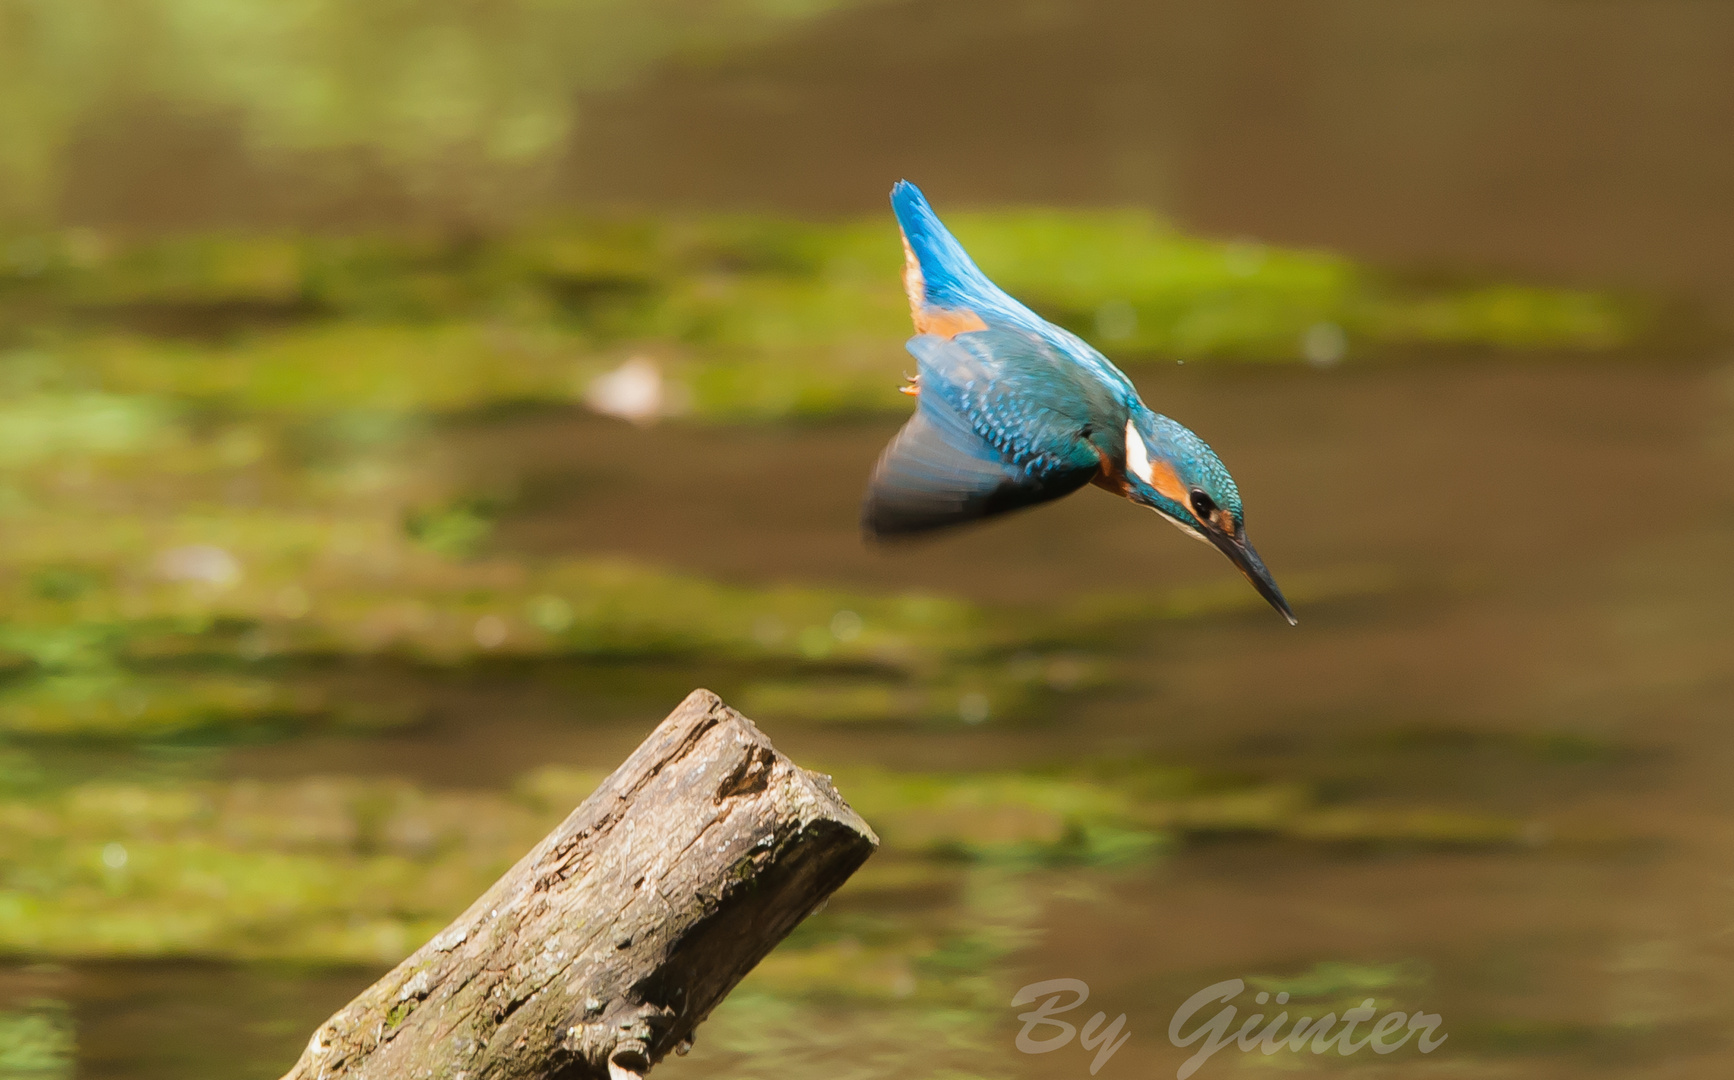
[
  {"x1": 914, "y1": 306, "x2": 989, "y2": 338},
  {"x1": 1143, "y1": 457, "x2": 1190, "y2": 506}
]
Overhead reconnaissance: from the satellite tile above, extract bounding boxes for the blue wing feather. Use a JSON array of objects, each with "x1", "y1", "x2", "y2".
[
  {"x1": 891, "y1": 181, "x2": 1024, "y2": 317},
  {"x1": 889, "y1": 180, "x2": 1141, "y2": 397},
  {"x1": 862, "y1": 326, "x2": 1125, "y2": 537}
]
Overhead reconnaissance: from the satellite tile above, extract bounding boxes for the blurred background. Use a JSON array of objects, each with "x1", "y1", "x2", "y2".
[{"x1": 0, "y1": 1, "x2": 1732, "y2": 1077}]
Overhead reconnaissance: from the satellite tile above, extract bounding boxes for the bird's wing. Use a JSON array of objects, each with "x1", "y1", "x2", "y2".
[
  {"x1": 863, "y1": 326, "x2": 1122, "y2": 538},
  {"x1": 891, "y1": 180, "x2": 1033, "y2": 324}
]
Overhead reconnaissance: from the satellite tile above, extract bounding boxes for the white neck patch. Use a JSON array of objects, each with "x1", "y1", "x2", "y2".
[
  {"x1": 1123, "y1": 419, "x2": 1152, "y2": 486},
  {"x1": 1125, "y1": 419, "x2": 1208, "y2": 544}
]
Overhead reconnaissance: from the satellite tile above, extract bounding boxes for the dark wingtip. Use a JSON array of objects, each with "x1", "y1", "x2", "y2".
[
  {"x1": 859, "y1": 494, "x2": 948, "y2": 543},
  {"x1": 859, "y1": 500, "x2": 889, "y2": 543}
]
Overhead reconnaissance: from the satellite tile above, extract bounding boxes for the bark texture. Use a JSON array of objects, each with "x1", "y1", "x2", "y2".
[{"x1": 280, "y1": 689, "x2": 878, "y2": 1080}]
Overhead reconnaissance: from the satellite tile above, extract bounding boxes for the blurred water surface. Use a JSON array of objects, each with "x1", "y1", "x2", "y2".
[{"x1": 1, "y1": 2, "x2": 1732, "y2": 1079}]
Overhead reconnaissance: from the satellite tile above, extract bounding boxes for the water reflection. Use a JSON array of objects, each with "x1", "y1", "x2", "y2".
[{"x1": 1, "y1": 0, "x2": 879, "y2": 227}]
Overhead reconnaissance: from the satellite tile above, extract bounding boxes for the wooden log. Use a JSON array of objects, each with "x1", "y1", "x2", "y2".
[{"x1": 280, "y1": 689, "x2": 878, "y2": 1080}]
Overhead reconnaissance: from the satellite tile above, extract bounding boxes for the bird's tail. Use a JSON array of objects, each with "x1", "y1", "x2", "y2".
[{"x1": 890, "y1": 180, "x2": 1021, "y2": 317}]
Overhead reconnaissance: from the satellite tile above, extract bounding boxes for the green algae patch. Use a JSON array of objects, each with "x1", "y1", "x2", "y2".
[
  {"x1": 0, "y1": 538, "x2": 1380, "y2": 740},
  {"x1": 0, "y1": 394, "x2": 175, "y2": 466},
  {"x1": 737, "y1": 656, "x2": 1106, "y2": 728},
  {"x1": 1249, "y1": 959, "x2": 1432, "y2": 1002},
  {"x1": 1, "y1": 212, "x2": 1643, "y2": 426},
  {"x1": 0, "y1": 382, "x2": 1036, "y2": 739},
  {"x1": 834, "y1": 769, "x2": 1156, "y2": 867},
  {"x1": 940, "y1": 211, "x2": 1636, "y2": 360},
  {"x1": 0, "y1": 673, "x2": 313, "y2": 741},
  {"x1": 0, "y1": 367, "x2": 1407, "y2": 742},
  {"x1": 69, "y1": 323, "x2": 588, "y2": 417},
  {"x1": 0, "y1": 998, "x2": 73, "y2": 1079},
  {"x1": 0, "y1": 378, "x2": 1387, "y2": 741},
  {"x1": 0, "y1": 529, "x2": 1386, "y2": 740},
  {"x1": 0, "y1": 757, "x2": 1556, "y2": 964},
  {"x1": 0, "y1": 776, "x2": 553, "y2": 963},
  {"x1": 831, "y1": 762, "x2": 1542, "y2": 868}
]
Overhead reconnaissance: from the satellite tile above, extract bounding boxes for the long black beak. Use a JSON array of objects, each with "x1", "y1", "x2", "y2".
[{"x1": 1208, "y1": 529, "x2": 1297, "y2": 625}]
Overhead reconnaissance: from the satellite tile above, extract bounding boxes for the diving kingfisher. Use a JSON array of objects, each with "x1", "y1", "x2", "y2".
[{"x1": 862, "y1": 181, "x2": 1296, "y2": 624}]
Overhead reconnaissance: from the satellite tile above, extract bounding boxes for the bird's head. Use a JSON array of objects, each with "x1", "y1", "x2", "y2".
[{"x1": 1120, "y1": 409, "x2": 1296, "y2": 624}]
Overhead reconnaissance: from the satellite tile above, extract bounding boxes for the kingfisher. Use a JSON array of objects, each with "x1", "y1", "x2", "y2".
[{"x1": 862, "y1": 181, "x2": 1296, "y2": 624}]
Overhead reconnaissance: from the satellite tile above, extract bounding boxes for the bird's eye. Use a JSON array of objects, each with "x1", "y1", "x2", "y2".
[{"x1": 1189, "y1": 490, "x2": 1216, "y2": 517}]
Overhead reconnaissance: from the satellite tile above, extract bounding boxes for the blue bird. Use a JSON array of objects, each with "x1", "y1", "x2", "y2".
[{"x1": 862, "y1": 181, "x2": 1296, "y2": 624}]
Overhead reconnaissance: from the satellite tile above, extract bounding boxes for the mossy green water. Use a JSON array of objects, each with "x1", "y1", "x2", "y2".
[
  {"x1": 0, "y1": 750, "x2": 1552, "y2": 1075},
  {"x1": 0, "y1": 370, "x2": 1397, "y2": 740},
  {"x1": 2, "y1": 211, "x2": 1640, "y2": 426},
  {"x1": 0, "y1": 758, "x2": 1539, "y2": 965},
  {"x1": 0, "y1": 998, "x2": 72, "y2": 1079},
  {"x1": 0, "y1": 195, "x2": 1640, "y2": 1078}
]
